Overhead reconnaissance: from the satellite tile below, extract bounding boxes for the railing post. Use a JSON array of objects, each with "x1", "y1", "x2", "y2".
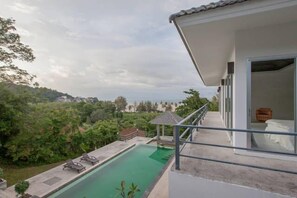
[{"x1": 175, "y1": 125, "x2": 180, "y2": 170}]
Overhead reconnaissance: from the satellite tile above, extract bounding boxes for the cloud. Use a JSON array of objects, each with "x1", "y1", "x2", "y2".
[
  {"x1": 8, "y1": 2, "x2": 37, "y2": 14},
  {"x1": 1, "y1": 0, "x2": 216, "y2": 101}
]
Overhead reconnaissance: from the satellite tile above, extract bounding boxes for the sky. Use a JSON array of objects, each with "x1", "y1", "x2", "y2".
[{"x1": 0, "y1": 0, "x2": 216, "y2": 102}]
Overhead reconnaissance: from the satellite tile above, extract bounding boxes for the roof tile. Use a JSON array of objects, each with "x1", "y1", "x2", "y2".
[{"x1": 169, "y1": 0, "x2": 250, "y2": 22}]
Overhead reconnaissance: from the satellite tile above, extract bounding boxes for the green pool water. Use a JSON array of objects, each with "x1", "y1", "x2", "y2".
[{"x1": 49, "y1": 144, "x2": 173, "y2": 198}]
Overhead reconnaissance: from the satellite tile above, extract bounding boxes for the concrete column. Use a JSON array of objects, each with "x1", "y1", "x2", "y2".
[{"x1": 162, "y1": 125, "x2": 165, "y2": 137}]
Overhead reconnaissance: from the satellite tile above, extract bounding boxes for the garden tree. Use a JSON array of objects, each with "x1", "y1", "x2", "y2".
[
  {"x1": 114, "y1": 96, "x2": 127, "y2": 112},
  {"x1": 128, "y1": 105, "x2": 133, "y2": 111},
  {"x1": 153, "y1": 103, "x2": 158, "y2": 112},
  {"x1": 14, "y1": 180, "x2": 29, "y2": 197},
  {"x1": 144, "y1": 101, "x2": 153, "y2": 112},
  {"x1": 209, "y1": 95, "x2": 219, "y2": 111},
  {"x1": 100, "y1": 101, "x2": 116, "y2": 115},
  {"x1": 0, "y1": 17, "x2": 36, "y2": 85},
  {"x1": 119, "y1": 112, "x2": 159, "y2": 137},
  {"x1": 5, "y1": 103, "x2": 80, "y2": 163},
  {"x1": 0, "y1": 167, "x2": 3, "y2": 180},
  {"x1": 71, "y1": 120, "x2": 119, "y2": 152},
  {"x1": 165, "y1": 104, "x2": 172, "y2": 111},
  {"x1": 0, "y1": 84, "x2": 29, "y2": 156},
  {"x1": 90, "y1": 109, "x2": 112, "y2": 123},
  {"x1": 78, "y1": 103, "x2": 94, "y2": 123},
  {"x1": 136, "y1": 101, "x2": 146, "y2": 112},
  {"x1": 176, "y1": 89, "x2": 209, "y2": 117}
]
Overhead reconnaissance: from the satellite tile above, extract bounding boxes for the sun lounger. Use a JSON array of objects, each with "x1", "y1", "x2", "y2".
[
  {"x1": 63, "y1": 160, "x2": 86, "y2": 173},
  {"x1": 80, "y1": 153, "x2": 99, "y2": 165}
]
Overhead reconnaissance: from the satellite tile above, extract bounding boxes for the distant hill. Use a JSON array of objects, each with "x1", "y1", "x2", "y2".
[{"x1": 2, "y1": 83, "x2": 74, "y2": 102}]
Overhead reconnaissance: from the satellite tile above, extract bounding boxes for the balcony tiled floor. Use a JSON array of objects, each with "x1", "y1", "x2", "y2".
[{"x1": 176, "y1": 112, "x2": 297, "y2": 197}]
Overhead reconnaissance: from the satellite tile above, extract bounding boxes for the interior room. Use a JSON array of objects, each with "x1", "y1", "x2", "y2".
[{"x1": 250, "y1": 58, "x2": 295, "y2": 152}]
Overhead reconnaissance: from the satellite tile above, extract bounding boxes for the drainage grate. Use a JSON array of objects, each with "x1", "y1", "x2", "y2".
[{"x1": 43, "y1": 177, "x2": 62, "y2": 186}]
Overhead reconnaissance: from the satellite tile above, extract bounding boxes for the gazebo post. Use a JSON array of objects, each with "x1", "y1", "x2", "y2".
[
  {"x1": 157, "y1": 125, "x2": 160, "y2": 140},
  {"x1": 172, "y1": 127, "x2": 175, "y2": 142},
  {"x1": 149, "y1": 111, "x2": 183, "y2": 144}
]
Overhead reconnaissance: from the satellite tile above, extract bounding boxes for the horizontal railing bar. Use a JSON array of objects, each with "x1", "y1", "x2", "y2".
[
  {"x1": 179, "y1": 127, "x2": 190, "y2": 139},
  {"x1": 179, "y1": 154, "x2": 297, "y2": 175},
  {"x1": 191, "y1": 117, "x2": 199, "y2": 125},
  {"x1": 177, "y1": 103, "x2": 208, "y2": 125},
  {"x1": 179, "y1": 132, "x2": 192, "y2": 153},
  {"x1": 182, "y1": 141, "x2": 297, "y2": 157},
  {"x1": 176, "y1": 125, "x2": 297, "y2": 136}
]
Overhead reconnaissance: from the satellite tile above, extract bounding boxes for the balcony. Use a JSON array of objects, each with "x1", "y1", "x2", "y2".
[{"x1": 170, "y1": 108, "x2": 297, "y2": 198}]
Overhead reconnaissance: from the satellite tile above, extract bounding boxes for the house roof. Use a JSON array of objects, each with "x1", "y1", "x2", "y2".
[
  {"x1": 169, "y1": 0, "x2": 249, "y2": 22},
  {"x1": 150, "y1": 111, "x2": 183, "y2": 125},
  {"x1": 169, "y1": 0, "x2": 297, "y2": 86},
  {"x1": 120, "y1": 127, "x2": 145, "y2": 137}
]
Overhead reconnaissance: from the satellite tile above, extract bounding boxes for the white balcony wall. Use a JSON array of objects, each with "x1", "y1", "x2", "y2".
[{"x1": 169, "y1": 171, "x2": 292, "y2": 198}]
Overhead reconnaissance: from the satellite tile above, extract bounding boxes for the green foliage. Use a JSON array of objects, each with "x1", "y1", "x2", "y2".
[
  {"x1": 136, "y1": 101, "x2": 157, "y2": 112},
  {"x1": 176, "y1": 89, "x2": 209, "y2": 117},
  {"x1": 0, "y1": 84, "x2": 30, "y2": 156},
  {"x1": 76, "y1": 101, "x2": 116, "y2": 124},
  {"x1": 0, "y1": 17, "x2": 35, "y2": 85},
  {"x1": 0, "y1": 167, "x2": 3, "y2": 178},
  {"x1": 14, "y1": 180, "x2": 29, "y2": 196},
  {"x1": 208, "y1": 95, "x2": 219, "y2": 111},
  {"x1": 119, "y1": 112, "x2": 160, "y2": 137},
  {"x1": 5, "y1": 103, "x2": 80, "y2": 163},
  {"x1": 70, "y1": 120, "x2": 119, "y2": 153},
  {"x1": 3, "y1": 83, "x2": 74, "y2": 102},
  {"x1": 114, "y1": 96, "x2": 127, "y2": 111},
  {"x1": 116, "y1": 180, "x2": 140, "y2": 198},
  {"x1": 90, "y1": 109, "x2": 112, "y2": 123}
]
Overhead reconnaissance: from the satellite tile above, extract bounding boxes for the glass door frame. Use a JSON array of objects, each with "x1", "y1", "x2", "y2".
[{"x1": 247, "y1": 55, "x2": 297, "y2": 153}]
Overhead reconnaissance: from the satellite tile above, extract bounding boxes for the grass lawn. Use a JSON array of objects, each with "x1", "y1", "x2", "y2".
[{"x1": 0, "y1": 161, "x2": 65, "y2": 186}]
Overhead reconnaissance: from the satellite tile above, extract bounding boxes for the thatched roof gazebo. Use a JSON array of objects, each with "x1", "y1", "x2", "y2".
[{"x1": 150, "y1": 111, "x2": 183, "y2": 141}]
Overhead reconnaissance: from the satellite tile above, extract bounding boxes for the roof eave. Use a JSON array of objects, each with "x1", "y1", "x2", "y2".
[
  {"x1": 169, "y1": 0, "x2": 250, "y2": 23},
  {"x1": 171, "y1": 19, "x2": 207, "y2": 85}
]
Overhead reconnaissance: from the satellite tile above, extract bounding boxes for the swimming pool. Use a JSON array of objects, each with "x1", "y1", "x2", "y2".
[{"x1": 49, "y1": 144, "x2": 173, "y2": 198}]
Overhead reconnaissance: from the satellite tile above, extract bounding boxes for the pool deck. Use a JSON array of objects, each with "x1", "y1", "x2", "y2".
[{"x1": 0, "y1": 137, "x2": 152, "y2": 198}]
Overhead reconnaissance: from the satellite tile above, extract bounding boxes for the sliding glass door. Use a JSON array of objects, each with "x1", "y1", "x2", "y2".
[{"x1": 248, "y1": 57, "x2": 296, "y2": 153}]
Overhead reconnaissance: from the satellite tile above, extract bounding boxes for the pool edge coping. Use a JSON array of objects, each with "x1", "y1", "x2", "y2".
[
  {"x1": 42, "y1": 143, "x2": 136, "y2": 198},
  {"x1": 143, "y1": 154, "x2": 175, "y2": 198}
]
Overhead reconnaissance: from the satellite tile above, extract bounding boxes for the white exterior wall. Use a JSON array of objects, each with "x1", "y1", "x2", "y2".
[
  {"x1": 219, "y1": 47, "x2": 235, "y2": 124},
  {"x1": 169, "y1": 171, "x2": 292, "y2": 198},
  {"x1": 233, "y1": 21, "x2": 297, "y2": 149}
]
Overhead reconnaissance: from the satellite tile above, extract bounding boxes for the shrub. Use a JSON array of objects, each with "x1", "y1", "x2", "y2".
[
  {"x1": 15, "y1": 180, "x2": 29, "y2": 196},
  {"x1": 0, "y1": 168, "x2": 3, "y2": 181},
  {"x1": 0, "y1": 168, "x2": 3, "y2": 178},
  {"x1": 116, "y1": 180, "x2": 140, "y2": 198}
]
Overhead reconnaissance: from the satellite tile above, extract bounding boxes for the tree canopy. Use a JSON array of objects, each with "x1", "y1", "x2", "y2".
[
  {"x1": 114, "y1": 96, "x2": 127, "y2": 112},
  {"x1": 176, "y1": 89, "x2": 209, "y2": 117},
  {"x1": 0, "y1": 17, "x2": 35, "y2": 85}
]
